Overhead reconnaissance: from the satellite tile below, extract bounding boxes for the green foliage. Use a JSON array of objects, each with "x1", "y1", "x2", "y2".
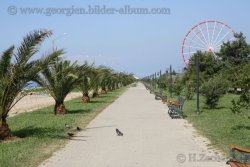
[
  {"x1": 157, "y1": 74, "x2": 168, "y2": 89},
  {"x1": 201, "y1": 76, "x2": 228, "y2": 109},
  {"x1": 173, "y1": 76, "x2": 183, "y2": 96},
  {"x1": 39, "y1": 59, "x2": 86, "y2": 112},
  {"x1": 229, "y1": 63, "x2": 250, "y2": 115},
  {"x1": 184, "y1": 51, "x2": 223, "y2": 84},
  {"x1": 183, "y1": 81, "x2": 195, "y2": 100},
  {"x1": 0, "y1": 30, "x2": 60, "y2": 121},
  {"x1": 218, "y1": 32, "x2": 250, "y2": 66},
  {"x1": 231, "y1": 99, "x2": 244, "y2": 114}
]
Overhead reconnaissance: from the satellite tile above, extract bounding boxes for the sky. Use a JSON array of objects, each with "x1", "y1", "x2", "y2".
[{"x1": 0, "y1": 0, "x2": 249, "y2": 78}]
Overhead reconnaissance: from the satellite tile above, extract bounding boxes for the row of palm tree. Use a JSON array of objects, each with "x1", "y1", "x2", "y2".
[{"x1": 0, "y1": 30, "x2": 135, "y2": 140}]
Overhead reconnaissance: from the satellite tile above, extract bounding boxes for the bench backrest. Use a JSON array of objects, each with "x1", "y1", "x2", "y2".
[
  {"x1": 177, "y1": 97, "x2": 186, "y2": 110},
  {"x1": 160, "y1": 89, "x2": 163, "y2": 95},
  {"x1": 169, "y1": 105, "x2": 182, "y2": 113}
]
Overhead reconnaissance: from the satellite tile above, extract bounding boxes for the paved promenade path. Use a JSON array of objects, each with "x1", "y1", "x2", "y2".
[{"x1": 39, "y1": 83, "x2": 227, "y2": 167}]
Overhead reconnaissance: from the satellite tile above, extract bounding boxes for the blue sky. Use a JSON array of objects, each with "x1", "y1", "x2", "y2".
[{"x1": 0, "y1": 0, "x2": 249, "y2": 77}]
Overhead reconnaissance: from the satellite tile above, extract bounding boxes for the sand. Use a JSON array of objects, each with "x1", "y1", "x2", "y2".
[{"x1": 9, "y1": 92, "x2": 82, "y2": 117}]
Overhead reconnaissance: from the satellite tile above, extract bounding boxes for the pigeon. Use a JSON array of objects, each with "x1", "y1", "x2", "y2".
[
  {"x1": 116, "y1": 129, "x2": 123, "y2": 136},
  {"x1": 67, "y1": 132, "x2": 74, "y2": 137},
  {"x1": 65, "y1": 124, "x2": 70, "y2": 128},
  {"x1": 76, "y1": 126, "x2": 82, "y2": 131}
]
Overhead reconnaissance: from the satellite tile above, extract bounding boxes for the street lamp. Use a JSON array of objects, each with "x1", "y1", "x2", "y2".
[
  {"x1": 52, "y1": 32, "x2": 67, "y2": 51},
  {"x1": 155, "y1": 72, "x2": 157, "y2": 89},
  {"x1": 169, "y1": 65, "x2": 173, "y2": 98},
  {"x1": 196, "y1": 54, "x2": 200, "y2": 114}
]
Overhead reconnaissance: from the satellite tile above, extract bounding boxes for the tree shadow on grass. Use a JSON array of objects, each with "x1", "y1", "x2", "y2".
[
  {"x1": 202, "y1": 106, "x2": 226, "y2": 110},
  {"x1": 232, "y1": 125, "x2": 250, "y2": 131},
  {"x1": 68, "y1": 109, "x2": 92, "y2": 114},
  {"x1": 72, "y1": 100, "x2": 104, "y2": 104},
  {"x1": 90, "y1": 100, "x2": 105, "y2": 104},
  {"x1": 12, "y1": 126, "x2": 67, "y2": 139}
]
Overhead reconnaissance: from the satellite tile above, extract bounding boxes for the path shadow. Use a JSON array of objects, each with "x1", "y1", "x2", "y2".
[
  {"x1": 84, "y1": 125, "x2": 116, "y2": 130},
  {"x1": 69, "y1": 138, "x2": 87, "y2": 141},
  {"x1": 73, "y1": 135, "x2": 88, "y2": 137}
]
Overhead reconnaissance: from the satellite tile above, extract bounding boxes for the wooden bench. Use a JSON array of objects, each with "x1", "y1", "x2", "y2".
[
  {"x1": 227, "y1": 146, "x2": 250, "y2": 167},
  {"x1": 168, "y1": 105, "x2": 186, "y2": 119},
  {"x1": 161, "y1": 96, "x2": 168, "y2": 103},
  {"x1": 168, "y1": 97, "x2": 186, "y2": 110},
  {"x1": 167, "y1": 97, "x2": 186, "y2": 119}
]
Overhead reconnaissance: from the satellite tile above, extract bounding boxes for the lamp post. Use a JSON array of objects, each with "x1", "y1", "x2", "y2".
[
  {"x1": 196, "y1": 54, "x2": 200, "y2": 114},
  {"x1": 169, "y1": 65, "x2": 173, "y2": 98},
  {"x1": 151, "y1": 74, "x2": 154, "y2": 89},
  {"x1": 155, "y1": 72, "x2": 157, "y2": 89},
  {"x1": 52, "y1": 33, "x2": 67, "y2": 51}
]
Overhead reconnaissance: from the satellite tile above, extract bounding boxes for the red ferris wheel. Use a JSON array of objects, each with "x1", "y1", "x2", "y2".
[{"x1": 182, "y1": 20, "x2": 236, "y2": 68}]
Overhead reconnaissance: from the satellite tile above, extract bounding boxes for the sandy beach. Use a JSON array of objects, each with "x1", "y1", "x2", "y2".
[{"x1": 9, "y1": 92, "x2": 82, "y2": 117}]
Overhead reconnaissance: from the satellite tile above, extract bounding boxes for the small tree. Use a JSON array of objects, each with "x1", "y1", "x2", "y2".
[
  {"x1": 39, "y1": 60, "x2": 86, "y2": 114},
  {"x1": 230, "y1": 63, "x2": 250, "y2": 116},
  {"x1": 78, "y1": 63, "x2": 92, "y2": 103},
  {"x1": 218, "y1": 32, "x2": 250, "y2": 66},
  {"x1": 0, "y1": 30, "x2": 60, "y2": 139},
  {"x1": 173, "y1": 76, "x2": 183, "y2": 96},
  {"x1": 201, "y1": 76, "x2": 228, "y2": 109},
  {"x1": 183, "y1": 81, "x2": 195, "y2": 100}
]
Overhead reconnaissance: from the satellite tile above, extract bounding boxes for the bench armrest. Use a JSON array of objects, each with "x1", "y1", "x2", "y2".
[
  {"x1": 231, "y1": 146, "x2": 250, "y2": 153},
  {"x1": 168, "y1": 100, "x2": 181, "y2": 106}
]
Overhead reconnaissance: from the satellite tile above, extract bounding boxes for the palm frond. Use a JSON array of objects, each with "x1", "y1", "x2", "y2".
[
  {"x1": 14, "y1": 29, "x2": 52, "y2": 65},
  {"x1": 0, "y1": 46, "x2": 14, "y2": 77}
]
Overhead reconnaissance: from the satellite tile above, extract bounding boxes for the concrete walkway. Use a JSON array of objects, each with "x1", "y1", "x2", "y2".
[{"x1": 39, "y1": 83, "x2": 227, "y2": 167}]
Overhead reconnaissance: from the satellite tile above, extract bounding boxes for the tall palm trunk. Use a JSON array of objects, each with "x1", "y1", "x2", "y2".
[
  {"x1": 101, "y1": 86, "x2": 107, "y2": 94},
  {"x1": 54, "y1": 101, "x2": 67, "y2": 115},
  {"x1": 0, "y1": 117, "x2": 11, "y2": 139},
  {"x1": 82, "y1": 92, "x2": 90, "y2": 103},
  {"x1": 92, "y1": 88, "x2": 99, "y2": 98}
]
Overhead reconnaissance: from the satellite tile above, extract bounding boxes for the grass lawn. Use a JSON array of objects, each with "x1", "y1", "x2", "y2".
[
  {"x1": 183, "y1": 93, "x2": 250, "y2": 154},
  {"x1": 0, "y1": 87, "x2": 126, "y2": 167}
]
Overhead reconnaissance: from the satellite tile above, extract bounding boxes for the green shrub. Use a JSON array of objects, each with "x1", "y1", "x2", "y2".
[
  {"x1": 201, "y1": 76, "x2": 228, "y2": 109},
  {"x1": 183, "y1": 81, "x2": 195, "y2": 100},
  {"x1": 173, "y1": 76, "x2": 183, "y2": 96},
  {"x1": 231, "y1": 99, "x2": 243, "y2": 114}
]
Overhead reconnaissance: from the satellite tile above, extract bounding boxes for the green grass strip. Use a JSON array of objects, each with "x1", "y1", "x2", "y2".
[
  {"x1": 183, "y1": 94, "x2": 250, "y2": 155},
  {"x1": 0, "y1": 88, "x2": 126, "y2": 167}
]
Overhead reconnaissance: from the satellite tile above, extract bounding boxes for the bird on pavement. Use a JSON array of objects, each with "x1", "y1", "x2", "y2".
[
  {"x1": 116, "y1": 129, "x2": 123, "y2": 136},
  {"x1": 67, "y1": 132, "x2": 75, "y2": 137}
]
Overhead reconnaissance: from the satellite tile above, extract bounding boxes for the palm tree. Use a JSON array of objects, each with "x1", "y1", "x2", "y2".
[
  {"x1": 78, "y1": 63, "x2": 93, "y2": 103},
  {"x1": 90, "y1": 67, "x2": 103, "y2": 98},
  {"x1": 39, "y1": 59, "x2": 87, "y2": 114},
  {"x1": 0, "y1": 30, "x2": 61, "y2": 139},
  {"x1": 99, "y1": 66, "x2": 113, "y2": 93}
]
